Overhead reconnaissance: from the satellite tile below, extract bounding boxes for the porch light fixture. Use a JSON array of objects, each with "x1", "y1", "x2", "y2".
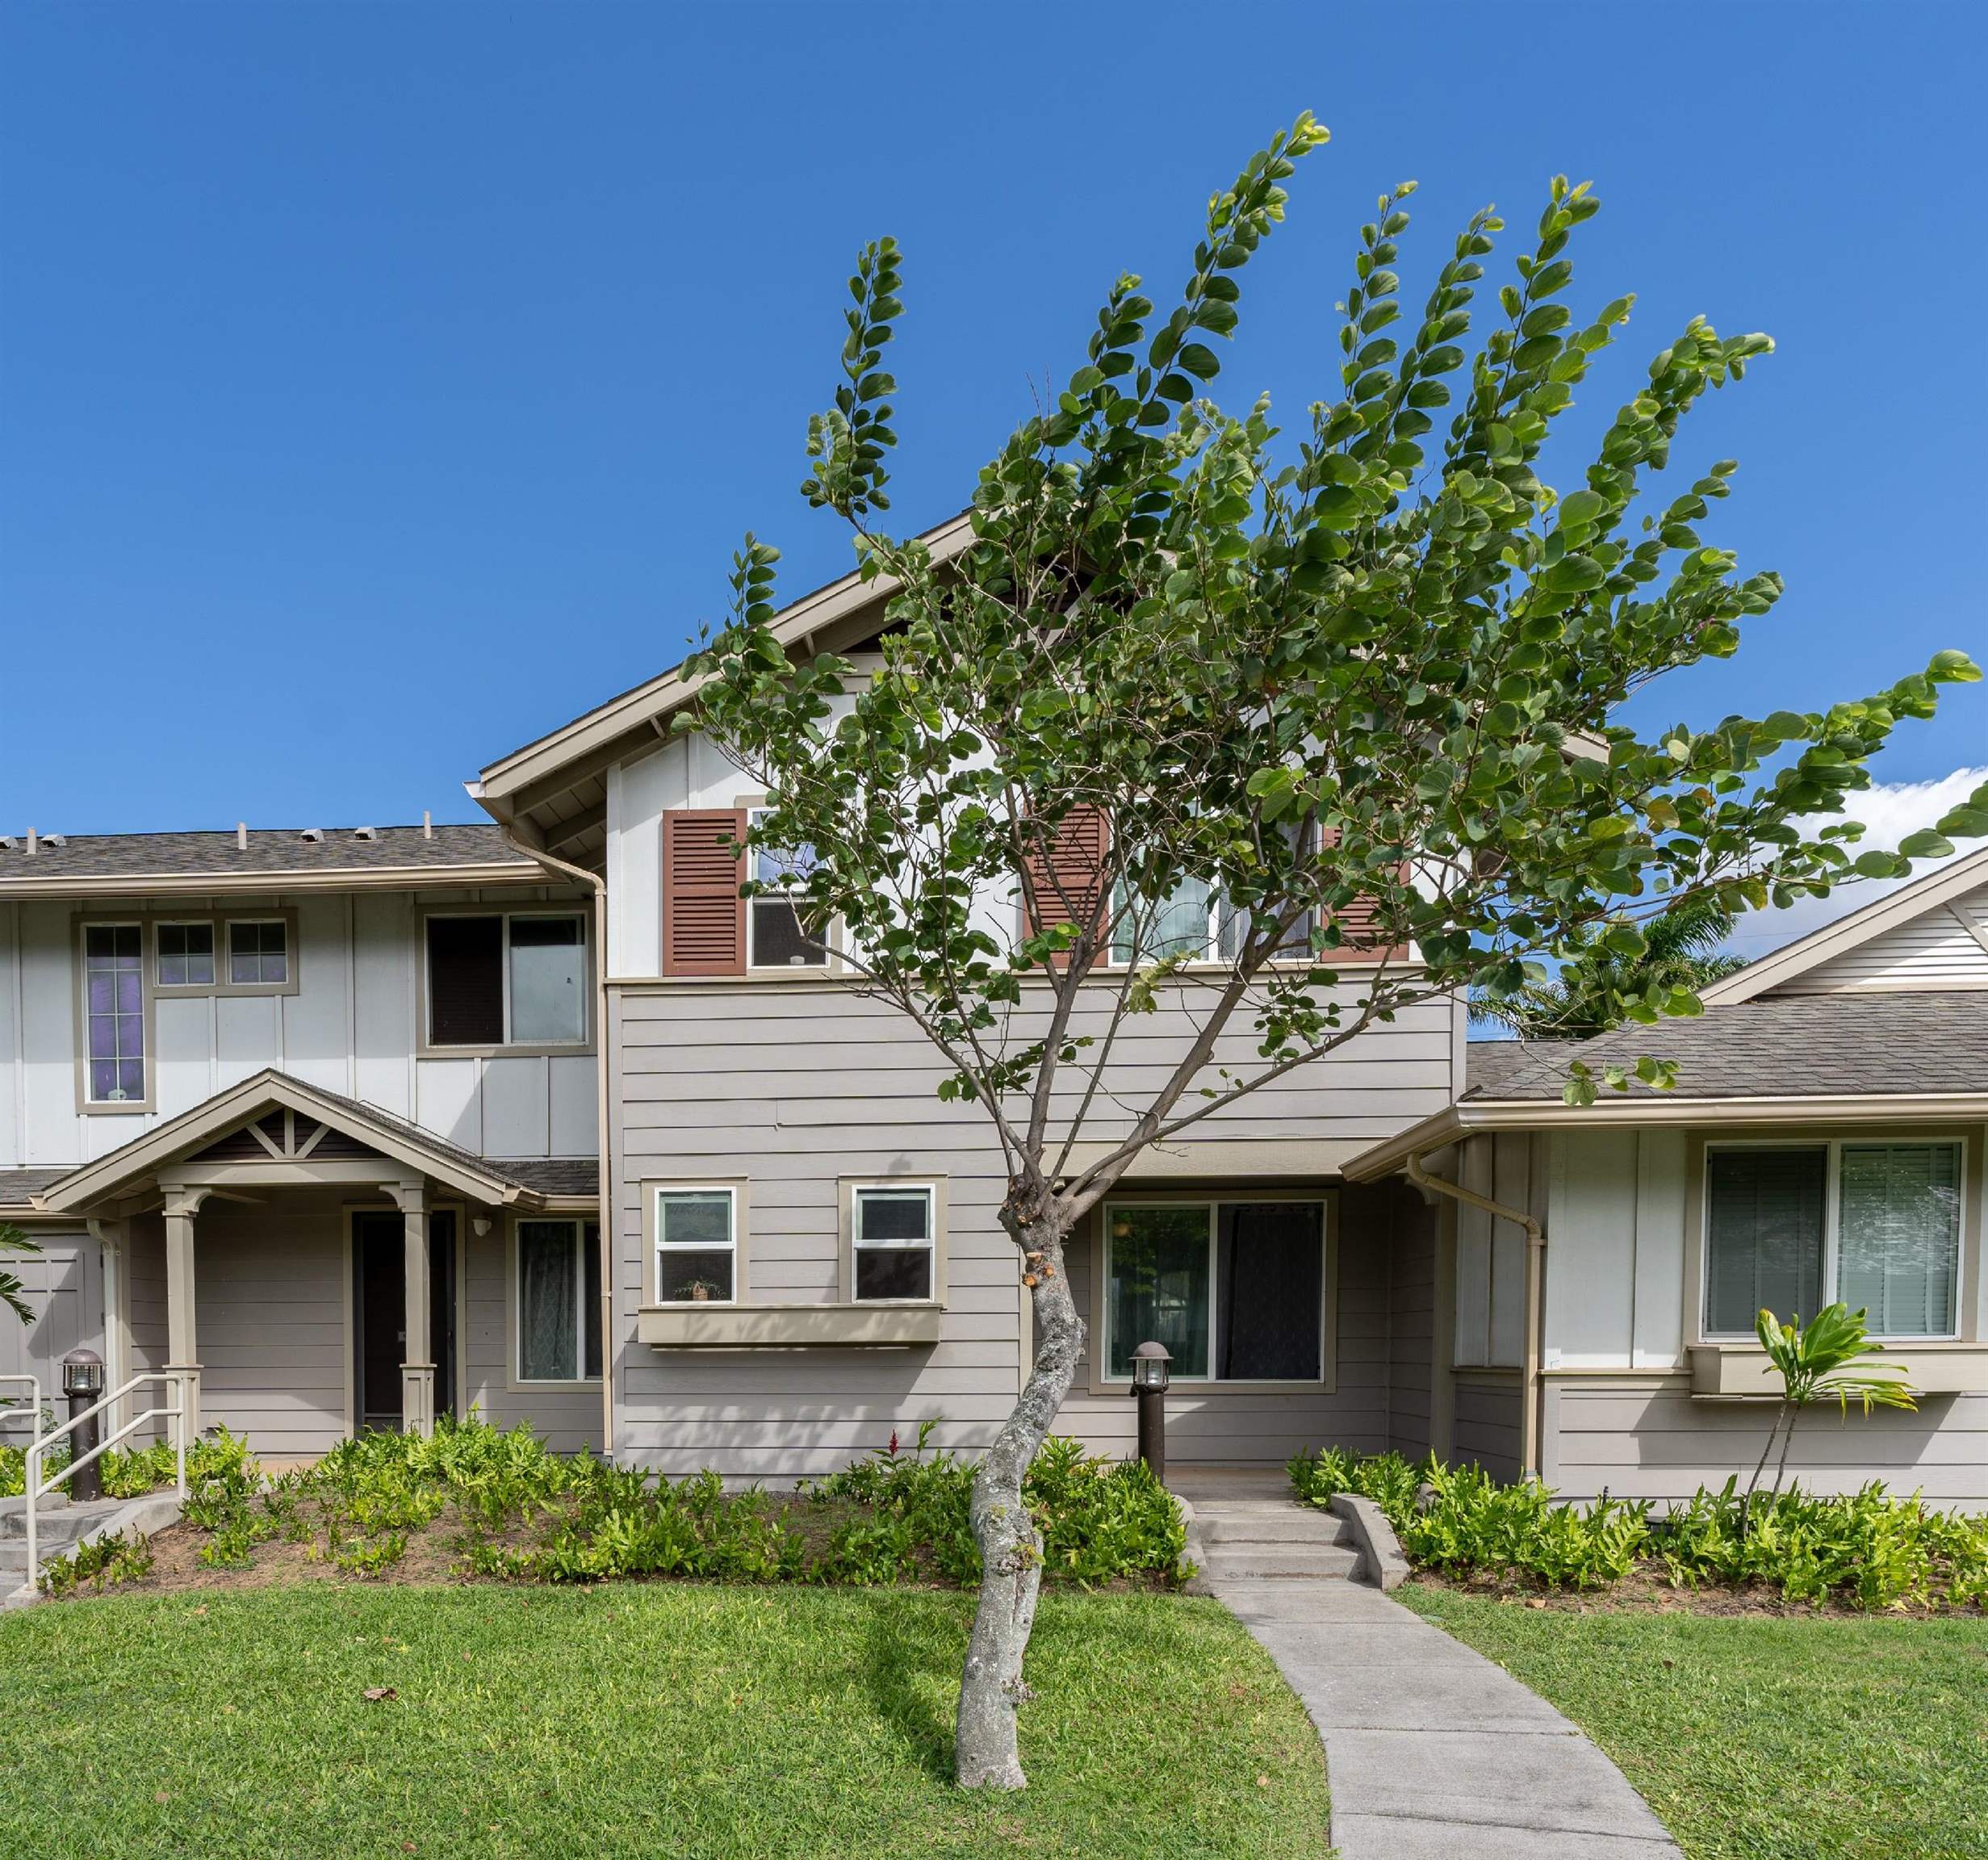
[
  {"x1": 1129, "y1": 1341, "x2": 1171, "y2": 1485},
  {"x1": 1130, "y1": 1340, "x2": 1171, "y2": 1393},
  {"x1": 61, "y1": 1350, "x2": 106, "y2": 1502},
  {"x1": 61, "y1": 1349, "x2": 105, "y2": 1398}
]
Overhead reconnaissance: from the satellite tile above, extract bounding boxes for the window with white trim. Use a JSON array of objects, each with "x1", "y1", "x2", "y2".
[
  {"x1": 655, "y1": 1187, "x2": 736, "y2": 1304},
  {"x1": 852, "y1": 1185, "x2": 936, "y2": 1301},
  {"x1": 747, "y1": 807, "x2": 827, "y2": 969},
  {"x1": 157, "y1": 921, "x2": 216, "y2": 988},
  {"x1": 1107, "y1": 824, "x2": 1315, "y2": 966},
  {"x1": 1102, "y1": 1199, "x2": 1325, "y2": 1380},
  {"x1": 517, "y1": 1219, "x2": 602, "y2": 1382},
  {"x1": 1705, "y1": 1141, "x2": 1963, "y2": 1340}
]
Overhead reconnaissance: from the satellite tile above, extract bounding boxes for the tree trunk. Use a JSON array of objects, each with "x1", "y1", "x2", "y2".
[
  {"x1": 955, "y1": 1204, "x2": 1085, "y2": 1791},
  {"x1": 1740, "y1": 1399, "x2": 1787, "y2": 1540},
  {"x1": 1768, "y1": 1401, "x2": 1802, "y2": 1505}
]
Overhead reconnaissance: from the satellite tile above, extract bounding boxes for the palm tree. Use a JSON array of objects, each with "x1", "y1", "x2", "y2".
[
  {"x1": 0, "y1": 1223, "x2": 35, "y2": 1326},
  {"x1": 1475, "y1": 892, "x2": 1749, "y2": 1040},
  {"x1": 1743, "y1": 1304, "x2": 1918, "y2": 1534}
]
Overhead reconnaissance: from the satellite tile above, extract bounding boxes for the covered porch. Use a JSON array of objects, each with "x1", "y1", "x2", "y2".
[{"x1": 33, "y1": 1070, "x2": 601, "y2": 1458}]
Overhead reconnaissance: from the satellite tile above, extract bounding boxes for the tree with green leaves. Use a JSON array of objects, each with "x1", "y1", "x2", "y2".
[
  {"x1": 1474, "y1": 889, "x2": 1747, "y2": 1038},
  {"x1": 684, "y1": 113, "x2": 1978, "y2": 1788}
]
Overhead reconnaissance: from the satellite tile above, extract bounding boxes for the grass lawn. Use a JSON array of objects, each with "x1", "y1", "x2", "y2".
[
  {"x1": 0, "y1": 1582, "x2": 1328, "y2": 1859},
  {"x1": 1403, "y1": 1586, "x2": 1988, "y2": 1860}
]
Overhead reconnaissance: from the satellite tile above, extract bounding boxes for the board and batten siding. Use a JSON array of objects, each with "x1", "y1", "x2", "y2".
[
  {"x1": 462, "y1": 1220, "x2": 601, "y2": 1454},
  {"x1": 610, "y1": 982, "x2": 1459, "y2": 1479},
  {"x1": 1538, "y1": 1124, "x2": 1988, "y2": 1506},
  {"x1": 1768, "y1": 880, "x2": 1988, "y2": 995},
  {"x1": 0, "y1": 890, "x2": 597, "y2": 1170}
]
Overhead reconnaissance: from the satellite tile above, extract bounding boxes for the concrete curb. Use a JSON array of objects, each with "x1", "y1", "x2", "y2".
[
  {"x1": 1171, "y1": 1493, "x2": 1215, "y2": 1594},
  {"x1": 2, "y1": 1491, "x2": 185, "y2": 1611},
  {"x1": 1327, "y1": 1492, "x2": 1411, "y2": 1591}
]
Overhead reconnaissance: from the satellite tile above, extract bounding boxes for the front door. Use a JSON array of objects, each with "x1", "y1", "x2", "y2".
[{"x1": 352, "y1": 1209, "x2": 456, "y2": 1432}]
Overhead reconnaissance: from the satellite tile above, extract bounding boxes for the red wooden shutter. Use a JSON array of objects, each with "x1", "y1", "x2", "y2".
[
  {"x1": 1021, "y1": 806, "x2": 1109, "y2": 956},
  {"x1": 1316, "y1": 827, "x2": 1410, "y2": 964},
  {"x1": 662, "y1": 810, "x2": 747, "y2": 976}
]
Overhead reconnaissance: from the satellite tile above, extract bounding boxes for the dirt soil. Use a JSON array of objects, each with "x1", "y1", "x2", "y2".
[{"x1": 1404, "y1": 1567, "x2": 1986, "y2": 1619}]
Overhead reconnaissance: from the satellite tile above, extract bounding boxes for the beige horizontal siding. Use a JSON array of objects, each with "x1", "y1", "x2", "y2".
[
  {"x1": 611, "y1": 982, "x2": 1456, "y2": 1480},
  {"x1": 1454, "y1": 1371, "x2": 1522, "y2": 1481},
  {"x1": 1543, "y1": 1376, "x2": 1988, "y2": 1508}
]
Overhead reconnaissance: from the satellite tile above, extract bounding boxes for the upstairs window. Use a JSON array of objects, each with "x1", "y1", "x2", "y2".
[
  {"x1": 228, "y1": 918, "x2": 290, "y2": 986},
  {"x1": 83, "y1": 924, "x2": 144, "y2": 1104},
  {"x1": 156, "y1": 922, "x2": 215, "y2": 988},
  {"x1": 747, "y1": 807, "x2": 827, "y2": 968},
  {"x1": 426, "y1": 912, "x2": 587, "y2": 1047}
]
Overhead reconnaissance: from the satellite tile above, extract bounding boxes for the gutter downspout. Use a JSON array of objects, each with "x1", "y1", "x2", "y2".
[
  {"x1": 501, "y1": 828, "x2": 615, "y2": 1461},
  {"x1": 1405, "y1": 1147, "x2": 1546, "y2": 1481}
]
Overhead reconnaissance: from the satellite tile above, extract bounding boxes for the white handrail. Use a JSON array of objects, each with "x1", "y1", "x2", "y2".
[
  {"x1": 20, "y1": 1372, "x2": 187, "y2": 1597},
  {"x1": 0, "y1": 1372, "x2": 42, "y2": 1429}
]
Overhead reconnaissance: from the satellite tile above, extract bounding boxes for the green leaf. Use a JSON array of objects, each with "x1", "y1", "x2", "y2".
[{"x1": 1897, "y1": 829, "x2": 1954, "y2": 861}]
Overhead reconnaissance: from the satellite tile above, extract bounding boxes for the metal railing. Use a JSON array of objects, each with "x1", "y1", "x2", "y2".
[
  {"x1": 19, "y1": 1372, "x2": 187, "y2": 1596},
  {"x1": 0, "y1": 1372, "x2": 44, "y2": 1431}
]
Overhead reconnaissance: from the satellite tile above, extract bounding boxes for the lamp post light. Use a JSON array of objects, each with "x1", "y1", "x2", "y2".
[
  {"x1": 61, "y1": 1349, "x2": 106, "y2": 1502},
  {"x1": 1130, "y1": 1340, "x2": 1171, "y2": 1486}
]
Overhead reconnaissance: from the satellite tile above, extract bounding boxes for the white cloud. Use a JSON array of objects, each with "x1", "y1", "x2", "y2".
[{"x1": 1726, "y1": 765, "x2": 1988, "y2": 960}]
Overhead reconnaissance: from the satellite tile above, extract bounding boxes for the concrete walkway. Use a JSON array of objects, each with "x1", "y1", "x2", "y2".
[{"x1": 1174, "y1": 1472, "x2": 1679, "y2": 1859}]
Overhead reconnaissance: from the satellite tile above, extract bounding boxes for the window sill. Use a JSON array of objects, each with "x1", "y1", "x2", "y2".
[
  {"x1": 638, "y1": 1303, "x2": 944, "y2": 1349},
  {"x1": 1689, "y1": 1341, "x2": 1986, "y2": 1397}
]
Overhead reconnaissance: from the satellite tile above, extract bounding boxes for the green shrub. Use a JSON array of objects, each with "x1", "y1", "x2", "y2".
[
  {"x1": 42, "y1": 1528, "x2": 154, "y2": 1595},
  {"x1": 140, "y1": 1413, "x2": 1187, "y2": 1593},
  {"x1": 1287, "y1": 1446, "x2": 1988, "y2": 1609}
]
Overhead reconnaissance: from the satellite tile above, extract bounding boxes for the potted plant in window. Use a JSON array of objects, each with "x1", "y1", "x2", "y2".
[{"x1": 679, "y1": 1278, "x2": 723, "y2": 1304}]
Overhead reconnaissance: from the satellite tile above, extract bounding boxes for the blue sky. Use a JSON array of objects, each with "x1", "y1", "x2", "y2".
[{"x1": 4, "y1": 4, "x2": 1982, "y2": 860}]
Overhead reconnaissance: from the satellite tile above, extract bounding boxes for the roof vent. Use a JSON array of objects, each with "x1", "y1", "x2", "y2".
[
  {"x1": 299, "y1": 827, "x2": 324, "y2": 844},
  {"x1": 236, "y1": 822, "x2": 248, "y2": 850},
  {"x1": 41, "y1": 834, "x2": 65, "y2": 848},
  {"x1": 353, "y1": 826, "x2": 379, "y2": 841},
  {"x1": 0, "y1": 836, "x2": 14, "y2": 851}
]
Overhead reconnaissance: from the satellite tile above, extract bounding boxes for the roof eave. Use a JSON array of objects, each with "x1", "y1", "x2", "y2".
[
  {"x1": 1344, "y1": 1088, "x2": 1988, "y2": 1181},
  {"x1": 0, "y1": 861, "x2": 554, "y2": 901}
]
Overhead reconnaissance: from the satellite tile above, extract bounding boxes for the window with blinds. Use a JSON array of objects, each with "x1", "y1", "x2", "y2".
[
  {"x1": 1705, "y1": 1142, "x2": 1964, "y2": 1339},
  {"x1": 1838, "y1": 1144, "x2": 1961, "y2": 1338}
]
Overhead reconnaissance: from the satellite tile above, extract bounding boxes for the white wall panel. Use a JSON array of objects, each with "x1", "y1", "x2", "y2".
[
  {"x1": 480, "y1": 1055, "x2": 549, "y2": 1158},
  {"x1": 549, "y1": 1054, "x2": 598, "y2": 1157},
  {"x1": 214, "y1": 994, "x2": 281, "y2": 1089},
  {"x1": 416, "y1": 1056, "x2": 480, "y2": 1150},
  {"x1": 155, "y1": 996, "x2": 216, "y2": 1119}
]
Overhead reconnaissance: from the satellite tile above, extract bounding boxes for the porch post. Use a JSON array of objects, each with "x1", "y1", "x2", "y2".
[
  {"x1": 391, "y1": 1180, "x2": 435, "y2": 1437},
  {"x1": 161, "y1": 1190, "x2": 205, "y2": 1447}
]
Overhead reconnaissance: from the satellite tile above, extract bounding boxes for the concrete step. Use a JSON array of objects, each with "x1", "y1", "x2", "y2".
[
  {"x1": 1196, "y1": 1507, "x2": 1352, "y2": 1547},
  {"x1": 0, "y1": 1501, "x2": 123, "y2": 1545},
  {"x1": 1198, "y1": 1541, "x2": 1362, "y2": 1580}
]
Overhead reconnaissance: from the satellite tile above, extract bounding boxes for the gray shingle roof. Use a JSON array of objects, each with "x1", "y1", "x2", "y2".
[
  {"x1": 0, "y1": 1168, "x2": 73, "y2": 1211},
  {"x1": 492, "y1": 1158, "x2": 601, "y2": 1198},
  {"x1": 0, "y1": 823, "x2": 536, "y2": 882},
  {"x1": 1467, "y1": 991, "x2": 1988, "y2": 1102}
]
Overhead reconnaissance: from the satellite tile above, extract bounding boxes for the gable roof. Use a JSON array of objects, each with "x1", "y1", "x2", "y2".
[
  {"x1": 32, "y1": 1070, "x2": 596, "y2": 1214},
  {"x1": 0, "y1": 823, "x2": 549, "y2": 899},
  {"x1": 1700, "y1": 843, "x2": 1988, "y2": 1006},
  {"x1": 470, "y1": 512, "x2": 978, "y2": 850}
]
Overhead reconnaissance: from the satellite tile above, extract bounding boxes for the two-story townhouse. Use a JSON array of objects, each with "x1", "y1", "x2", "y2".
[
  {"x1": 1, "y1": 824, "x2": 605, "y2": 1458},
  {"x1": 470, "y1": 517, "x2": 1473, "y2": 1481}
]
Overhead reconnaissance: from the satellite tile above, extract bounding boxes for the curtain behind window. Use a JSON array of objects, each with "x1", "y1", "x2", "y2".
[
  {"x1": 1838, "y1": 1144, "x2": 1961, "y2": 1337},
  {"x1": 1705, "y1": 1148, "x2": 1826, "y2": 1334},
  {"x1": 1216, "y1": 1202, "x2": 1324, "y2": 1379},
  {"x1": 519, "y1": 1222, "x2": 576, "y2": 1380}
]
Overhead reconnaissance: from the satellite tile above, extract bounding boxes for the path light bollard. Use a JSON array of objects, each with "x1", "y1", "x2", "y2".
[
  {"x1": 1130, "y1": 1340, "x2": 1171, "y2": 1486},
  {"x1": 61, "y1": 1349, "x2": 106, "y2": 1502}
]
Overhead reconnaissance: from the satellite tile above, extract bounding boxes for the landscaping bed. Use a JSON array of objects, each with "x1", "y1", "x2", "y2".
[
  {"x1": 1402, "y1": 1586, "x2": 1988, "y2": 1860},
  {"x1": 40, "y1": 1418, "x2": 1189, "y2": 1599},
  {"x1": 0, "y1": 1582, "x2": 1329, "y2": 1858},
  {"x1": 1289, "y1": 1447, "x2": 1988, "y2": 1611}
]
